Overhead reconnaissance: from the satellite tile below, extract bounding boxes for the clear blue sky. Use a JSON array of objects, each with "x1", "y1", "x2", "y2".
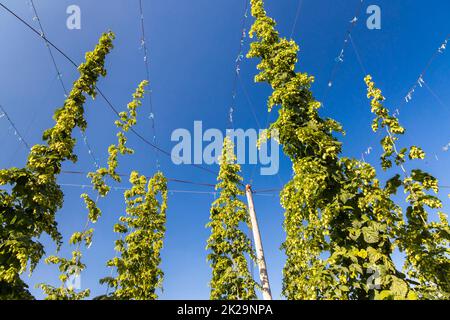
[{"x1": 0, "y1": 0, "x2": 449, "y2": 299}]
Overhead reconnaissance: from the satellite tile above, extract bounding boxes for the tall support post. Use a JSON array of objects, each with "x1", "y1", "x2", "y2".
[{"x1": 245, "y1": 184, "x2": 272, "y2": 300}]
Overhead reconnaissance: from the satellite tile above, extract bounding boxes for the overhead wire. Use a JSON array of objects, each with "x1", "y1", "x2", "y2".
[
  {"x1": 138, "y1": 0, "x2": 160, "y2": 169},
  {"x1": 28, "y1": 0, "x2": 101, "y2": 170},
  {"x1": 29, "y1": 0, "x2": 68, "y2": 96},
  {"x1": 400, "y1": 34, "x2": 449, "y2": 108},
  {"x1": 289, "y1": 0, "x2": 303, "y2": 39},
  {"x1": 60, "y1": 169, "x2": 216, "y2": 188},
  {"x1": 422, "y1": 77, "x2": 450, "y2": 115},
  {"x1": 0, "y1": 104, "x2": 31, "y2": 150},
  {"x1": 348, "y1": 33, "x2": 367, "y2": 76},
  {"x1": 322, "y1": 0, "x2": 365, "y2": 105},
  {"x1": 27, "y1": 2, "x2": 113, "y2": 290},
  {"x1": 0, "y1": 2, "x2": 218, "y2": 177},
  {"x1": 227, "y1": 0, "x2": 249, "y2": 129},
  {"x1": 348, "y1": 31, "x2": 450, "y2": 176}
]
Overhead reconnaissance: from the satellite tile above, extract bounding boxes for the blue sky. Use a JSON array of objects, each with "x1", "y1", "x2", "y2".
[{"x1": 0, "y1": 0, "x2": 449, "y2": 299}]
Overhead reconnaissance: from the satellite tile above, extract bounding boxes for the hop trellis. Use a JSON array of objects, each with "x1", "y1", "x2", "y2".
[{"x1": 0, "y1": 0, "x2": 449, "y2": 301}]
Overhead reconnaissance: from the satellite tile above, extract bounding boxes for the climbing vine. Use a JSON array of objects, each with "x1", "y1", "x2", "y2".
[
  {"x1": 0, "y1": 31, "x2": 115, "y2": 300},
  {"x1": 365, "y1": 76, "x2": 450, "y2": 299},
  {"x1": 100, "y1": 171, "x2": 168, "y2": 300},
  {"x1": 206, "y1": 137, "x2": 257, "y2": 300},
  {"x1": 0, "y1": 0, "x2": 447, "y2": 302},
  {"x1": 247, "y1": 0, "x2": 449, "y2": 300},
  {"x1": 38, "y1": 80, "x2": 149, "y2": 300}
]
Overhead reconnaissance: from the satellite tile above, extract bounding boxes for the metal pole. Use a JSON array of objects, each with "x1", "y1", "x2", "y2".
[{"x1": 245, "y1": 184, "x2": 272, "y2": 300}]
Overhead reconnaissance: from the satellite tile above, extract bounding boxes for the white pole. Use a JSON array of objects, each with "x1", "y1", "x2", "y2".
[{"x1": 245, "y1": 184, "x2": 272, "y2": 300}]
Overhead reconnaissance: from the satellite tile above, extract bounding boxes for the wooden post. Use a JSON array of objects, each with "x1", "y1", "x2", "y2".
[{"x1": 245, "y1": 184, "x2": 272, "y2": 300}]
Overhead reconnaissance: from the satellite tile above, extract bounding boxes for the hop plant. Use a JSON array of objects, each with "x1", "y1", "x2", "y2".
[
  {"x1": 206, "y1": 137, "x2": 257, "y2": 300},
  {"x1": 0, "y1": 31, "x2": 115, "y2": 300},
  {"x1": 101, "y1": 172, "x2": 168, "y2": 300}
]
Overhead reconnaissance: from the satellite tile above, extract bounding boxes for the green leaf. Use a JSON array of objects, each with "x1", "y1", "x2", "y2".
[{"x1": 362, "y1": 226, "x2": 379, "y2": 244}]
